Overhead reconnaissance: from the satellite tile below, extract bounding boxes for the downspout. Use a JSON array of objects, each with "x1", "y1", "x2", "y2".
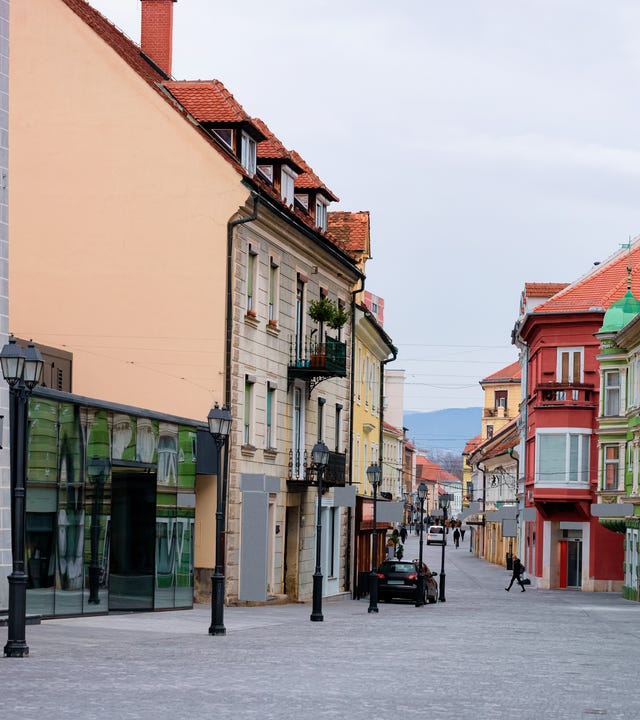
[
  {"x1": 376, "y1": 344, "x2": 398, "y2": 569},
  {"x1": 476, "y1": 462, "x2": 487, "y2": 558},
  {"x1": 346, "y1": 278, "x2": 364, "y2": 596},
  {"x1": 225, "y1": 194, "x2": 259, "y2": 407}
]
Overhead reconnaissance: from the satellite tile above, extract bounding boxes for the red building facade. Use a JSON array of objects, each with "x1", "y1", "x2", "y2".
[{"x1": 517, "y1": 263, "x2": 632, "y2": 591}]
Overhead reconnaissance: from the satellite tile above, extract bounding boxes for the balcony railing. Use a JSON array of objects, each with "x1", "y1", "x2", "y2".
[
  {"x1": 533, "y1": 382, "x2": 596, "y2": 407},
  {"x1": 288, "y1": 334, "x2": 347, "y2": 392},
  {"x1": 287, "y1": 448, "x2": 347, "y2": 488}
]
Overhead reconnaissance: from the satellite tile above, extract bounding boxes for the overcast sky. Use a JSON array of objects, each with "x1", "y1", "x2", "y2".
[{"x1": 89, "y1": 0, "x2": 640, "y2": 413}]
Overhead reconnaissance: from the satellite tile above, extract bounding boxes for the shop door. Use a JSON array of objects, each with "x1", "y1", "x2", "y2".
[
  {"x1": 566, "y1": 539, "x2": 582, "y2": 588},
  {"x1": 108, "y1": 470, "x2": 156, "y2": 610}
]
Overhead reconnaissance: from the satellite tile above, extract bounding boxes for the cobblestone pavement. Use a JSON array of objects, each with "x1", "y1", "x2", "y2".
[{"x1": 2, "y1": 533, "x2": 640, "y2": 720}]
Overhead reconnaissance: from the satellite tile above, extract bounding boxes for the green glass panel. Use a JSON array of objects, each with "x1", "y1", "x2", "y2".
[
  {"x1": 157, "y1": 422, "x2": 178, "y2": 486},
  {"x1": 27, "y1": 398, "x2": 58, "y2": 484},
  {"x1": 112, "y1": 413, "x2": 137, "y2": 461},
  {"x1": 175, "y1": 515, "x2": 194, "y2": 607},
  {"x1": 155, "y1": 491, "x2": 177, "y2": 609},
  {"x1": 83, "y1": 456, "x2": 110, "y2": 614},
  {"x1": 178, "y1": 427, "x2": 196, "y2": 489},
  {"x1": 136, "y1": 418, "x2": 158, "y2": 463},
  {"x1": 87, "y1": 409, "x2": 110, "y2": 463}
]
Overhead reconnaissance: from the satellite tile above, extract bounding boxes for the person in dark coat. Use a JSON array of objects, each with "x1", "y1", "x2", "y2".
[
  {"x1": 453, "y1": 527, "x2": 460, "y2": 548},
  {"x1": 505, "y1": 556, "x2": 526, "y2": 592},
  {"x1": 399, "y1": 525, "x2": 408, "y2": 543}
]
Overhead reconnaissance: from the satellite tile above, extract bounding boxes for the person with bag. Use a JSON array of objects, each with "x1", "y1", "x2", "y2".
[{"x1": 505, "y1": 556, "x2": 526, "y2": 592}]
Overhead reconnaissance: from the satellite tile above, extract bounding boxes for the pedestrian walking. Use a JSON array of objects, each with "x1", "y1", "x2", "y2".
[
  {"x1": 460, "y1": 527, "x2": 466, "y2": 541},
  {"x1": 505, "y1": 556, "x2": 526, "y2": 592},
  {"x1": 453, "y1": 527, "x2": 460, "y2": 548},
  {"x1": 400, "y1": 525, "x2": 408, "y2": 543}
]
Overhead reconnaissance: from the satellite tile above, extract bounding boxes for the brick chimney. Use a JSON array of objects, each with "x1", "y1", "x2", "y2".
[{"x1": 141, "y1": 0, "x2": 176, "y2": 77}]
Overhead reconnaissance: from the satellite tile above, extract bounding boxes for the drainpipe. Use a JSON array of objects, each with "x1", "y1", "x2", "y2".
[
  {"x1": 225, "y1": 194, "x2": 259, "y2": 407},
  {"x1": 476, "y1": 462, "x2": 487, "y2": 558},
  {"x1": 346, "y1": 279, "x2": 364, "y2": 596}
]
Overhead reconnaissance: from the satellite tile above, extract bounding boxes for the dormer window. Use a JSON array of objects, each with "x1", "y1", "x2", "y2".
[
  {"x1": 241, "y1": 131, "x2": 257, "y2": 176},
  {"x1": 212, "y1": 128, "x2": 233, "y2": 149},
  {"x1": 281, "y1": 167, "x2": 296, "y2": 206},
  {"x1": 258, "y1": 164, "x2": 273, "y2": 182},
  {"x1": 296, "y1": 194, "x2": 309, "y2": 210},
  {"x1": 315, "y1": 198, "x2": 328, "y2": 231}
]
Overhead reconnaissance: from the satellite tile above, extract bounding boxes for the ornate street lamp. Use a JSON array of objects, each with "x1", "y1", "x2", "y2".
[
  {"x1": 366, "y1": 463, "x2": 382, "y2": 614},
  {"x1": 207, "y1": 402, "x2": 232, "y2": 636},
  {"x1": 310, "y1": 440, "x2": 330, "y2": 622},
  {"x1": 415, "y1": 482, "x2": 427, "y2": 607},
  {"x1": 1, "y1": 337, "x2": 43, "y2": 657},
  {"x1": 439, "y1": 492, "x2": 452, "y2": 602}
]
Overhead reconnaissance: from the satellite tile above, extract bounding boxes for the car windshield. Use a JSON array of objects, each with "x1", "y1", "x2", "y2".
[
  {"x1": 380, "y1": 562, "x2": 415, "y2": 573},
  {"x1": 429, "y1": 527, "x2": 443, "y2": 534}
]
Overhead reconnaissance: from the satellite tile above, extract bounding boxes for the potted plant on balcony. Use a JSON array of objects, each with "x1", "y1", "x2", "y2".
[
  {"x1": 308, "y1": 297, "x2": 336, "y2": 325},
  {"x1": 327, "y1": 305, "x2": 349, "y2": 333}
]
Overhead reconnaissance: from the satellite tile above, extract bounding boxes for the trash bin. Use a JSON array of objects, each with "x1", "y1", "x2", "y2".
[{"x1": 506, "y1": 552, "x2": 513, "y2": 571}]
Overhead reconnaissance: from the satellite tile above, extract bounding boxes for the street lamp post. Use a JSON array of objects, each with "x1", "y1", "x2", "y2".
[
  {"x1": 366, "y1": 463, "x2": 382, "y2": 614},
  {"x1": 1, "y1": 337, "x2": 44, "y2": 658},
  {"x1": 310, "y1": 440, "x2": 329, "y2": 622},
  {"x1": 415, "y1": 482, "x2": 427, "y2": 607},
  {"x1": 207, "y1": 402, "x2": 232, "y2": 636},
  {"x1": 439, "y1": 493, "x2": 452, "y2": 603}
]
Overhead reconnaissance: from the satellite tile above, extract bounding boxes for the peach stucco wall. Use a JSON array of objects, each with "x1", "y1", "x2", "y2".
[{"x1": 9, "y1": 0, "x2": 248, "y2": 421}]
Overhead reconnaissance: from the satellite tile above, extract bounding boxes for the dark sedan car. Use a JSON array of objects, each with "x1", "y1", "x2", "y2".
[{"x1": 376, "y1": 560, "x2": 438, "y2": 604}]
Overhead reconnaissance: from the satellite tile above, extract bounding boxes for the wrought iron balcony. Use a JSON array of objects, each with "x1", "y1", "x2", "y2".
[
  {"x1": 287, "y1": 448, "x2": 347, "y2": 488},
  {"x1": 288, "y1": 334, "x2": 347, "y2": 393}
]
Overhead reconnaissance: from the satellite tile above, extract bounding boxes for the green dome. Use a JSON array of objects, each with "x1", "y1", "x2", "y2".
[{"x1": 600, "y1": 290, "x2": 640, "y2": 333}]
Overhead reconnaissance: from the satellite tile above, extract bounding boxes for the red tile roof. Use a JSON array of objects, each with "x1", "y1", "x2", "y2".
[
  {"x1": 290, "y1": 150, "x2": 339, "y2": 202},
  {"x1": 482, "y1": 361, "x2": 521, "y2": 383},
  {"x1": 524, "y1": 282, "x2": 569, "y2": 297},
  {"x1": 470, "y1": 420, "x2": 519, "y2": 462},
  {"x1": 327, "y1": 211, "x2": 370, "y2": 256},
  {"x1": 463, "y1": 434, "x2": 482, "y2": 455},
  {"x1": 415, "y1": 455, "x2": 459, "y2": 482},
  {"x1": 534, "y1": 241, "x2": 640, "y2": 314},
  {"x1": 252, "y1": 118, "x2": 302, "y2": 170}
]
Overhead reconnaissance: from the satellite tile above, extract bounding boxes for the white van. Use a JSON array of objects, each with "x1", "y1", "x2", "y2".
[{"x1": 426, "y1": 525, "x2": 445, "y2": 545}]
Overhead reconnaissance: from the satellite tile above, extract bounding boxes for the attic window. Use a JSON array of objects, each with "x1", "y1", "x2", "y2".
[
  {"x1": 281, "y1": 166, "x2": 296, "y2": 206},
  {"x1": 212, "y1": 128, "x2": 233, "y2": 149},
  {"x1": 296, "y1": 194, "x2": 309, "y2": 210},
  {"x1": 241, "y1": 131, "x2": 257, "y2": 176},
  {"x1": 315, "y1": 198, "x2": 328, "y2": 231},
  {"x1": 258, "y1": 165, "x2": 274, "y2": 182}
]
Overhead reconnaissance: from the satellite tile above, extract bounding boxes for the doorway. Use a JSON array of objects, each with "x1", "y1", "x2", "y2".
[
  {"x1": 567, "y1": 539, "x2": 582, "y2": 588},
  {"x1": 108, "y1": 469, "x2": 156, "y2": 610}
]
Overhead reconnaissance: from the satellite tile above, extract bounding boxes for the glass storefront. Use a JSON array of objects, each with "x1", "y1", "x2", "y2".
[{"x1": 24, "y1": 395, "x2": 196, "y2": 616}]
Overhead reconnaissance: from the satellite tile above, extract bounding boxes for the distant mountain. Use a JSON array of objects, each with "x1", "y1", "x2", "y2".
[{"x1": 403, "y1": 408, "x2": 482, "y2": 456}]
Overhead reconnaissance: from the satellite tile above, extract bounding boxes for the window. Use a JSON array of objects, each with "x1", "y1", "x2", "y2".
[
  {"x1": 281, "y1": 167, "x2": 296, "y2": 205},
  {"x1": 258, "y1": 164, "x2": 273, "y2": 182},
  {"x1": 315, "y1": 198, "x2": 328, "y2": 231},
  {"x1": 487, "y1": 425, "x2": 494, "y2": 438},
  {"x1": 247, "y1": 246, "x2": 258, "y2": 315},
  {"x1": 557, "y1": 347, "x2": 583, "y2": 383},
  {"x1": 317, "y1": 397, "x2": 325, "y2": 442},
  {"x1": 335, "y1": 404, "x2": 343, "y2": 453},
  {"x1": 244, "y1": 375, "x2": 255, "y2": 446},
  {"x1": 495, "y1": 390, "x2": 508, "y2": 409},
  {"x1": 240, "y1": 132, "x2": 256, "y2": 175},
  {"x1": 212, "y1": 127, "x2": 233, "y2": 148},
  {"x1": 603, "y1": 445, "x2": 619, "y2": 491},
  {"x1": 295, "y1": 277, "x2": 305, "y2": 361},
  {"x1": 292, "y1": 385, "x2": 305, "y2": 478},
  {"x1": 604, "y1": 370, "x2": 620, "y2": 417},
  {"x1": 537, "y1": 431, "x2": 590, "y2": 485},
  {"x1": 266, "y1": 382, "x2": 276, "y2": 448},
  {"x1": 268, "y1": 258, "x2": 279, "y2": 323}
]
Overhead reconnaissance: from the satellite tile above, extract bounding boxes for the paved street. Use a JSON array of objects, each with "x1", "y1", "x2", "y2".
[{"x1": 2, "y1": 532, "x2": 640, "y2": 720}]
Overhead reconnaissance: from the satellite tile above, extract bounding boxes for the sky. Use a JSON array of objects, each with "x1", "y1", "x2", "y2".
[{"x1": 89, "y1": 0, "x2": 640, "y2": 412}]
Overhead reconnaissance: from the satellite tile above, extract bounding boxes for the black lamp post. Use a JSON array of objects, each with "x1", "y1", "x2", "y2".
[
  {"x1": 207, "y1": 402, "x2": 232, "y2": 636},
  {"x1": 366, "y1": 463, "x2": 382, "y2": 614},
  {"x1": 415, "y1": 482, "x2": 427, "y2": 607},
  {"x1": 310, "y1": 440, "x2": 329, "y2": 622},
  {"x1": 1, "y1": 336, "x2": 43, "y2": 658},
  {"x1": 439, "y1": 493, "x2": 451, "y2": 602}
]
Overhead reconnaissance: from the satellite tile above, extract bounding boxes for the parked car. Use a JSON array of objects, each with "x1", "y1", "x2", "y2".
[
  {"x1": 426, "y1": 525, "x2": 445, "y2": 545},
  {"x1": 376, "y1": 559, "x2": 439, "y2": 604}
]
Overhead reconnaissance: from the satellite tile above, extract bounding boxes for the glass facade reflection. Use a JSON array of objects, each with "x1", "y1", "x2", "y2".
[{"x1": 24, "y1": 394, "x2": 196, "y2": 616}]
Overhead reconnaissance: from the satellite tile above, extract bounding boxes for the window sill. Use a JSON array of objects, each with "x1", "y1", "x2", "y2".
[
  {"x1": 244, "y1": 312, "x2": 260, "y2": 328},
  {"x1": 241, "y1": 444, "x2": 257, "y2": 457},
  {"x1": 264, "y1": 447, "x2": 278, "y2": 460},
  {"x1": 266, "y1": 320, "x2": 279, "y2": 336}
]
